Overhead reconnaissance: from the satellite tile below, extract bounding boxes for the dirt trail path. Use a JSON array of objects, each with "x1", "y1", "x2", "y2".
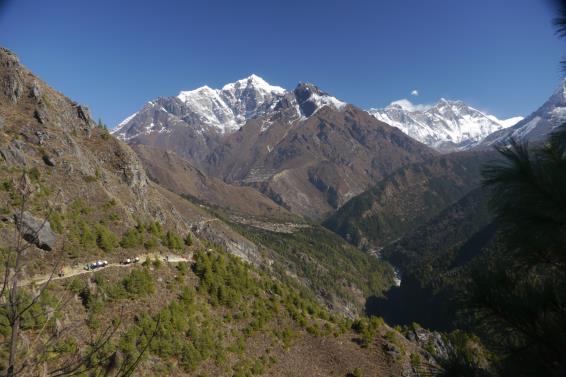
[{"x1": 20, "y1": 253, "x2": 191, "y2": 287}]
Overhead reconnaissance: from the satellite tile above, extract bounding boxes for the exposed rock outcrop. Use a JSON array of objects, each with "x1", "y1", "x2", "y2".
[
  {"x1": 14, "y1": 211, "x2": 56, "y2": 251},
  {"x1": 0, "y1": 141, "x2": 27, "y2": 165}
]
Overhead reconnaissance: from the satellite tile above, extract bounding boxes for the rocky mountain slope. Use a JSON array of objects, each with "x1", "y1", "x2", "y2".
[
  {"x1": 0, "y1": 47, "x2": 264, "y2": 265},
  {"x1": 116, "y1": 78, "x2": 436, "y2": 219},
  {"x1": 368, "y1": 99, "x2": 522, "y2": 152},
  {"x1": 0, "y1": 45, "x2": 400, "y2": 311},
  {"x1": 0, "y1": 47, "x2": 451, "y2": 375},
  {"x1": 479, "y1": 80, "x2": 566, "y2": 147},
  {"x1": 131, "y1": 144, "x2": 295, "y2": 220},
  {"x1": 207, "y1": 103, "x2": 435, "y2": 218},
  {"x1": 324, "y1": 151, "x2": 496, "y2": 249}
]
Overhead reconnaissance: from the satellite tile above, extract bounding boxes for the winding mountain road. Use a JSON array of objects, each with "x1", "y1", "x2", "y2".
[{"x1": 21, "y1": 253, "x2": 191, "y2": 287}]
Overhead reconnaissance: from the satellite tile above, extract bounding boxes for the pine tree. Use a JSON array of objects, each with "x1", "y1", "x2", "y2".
[{"x1": 466, "y1": 126, "x2": 566, "y2": 376}]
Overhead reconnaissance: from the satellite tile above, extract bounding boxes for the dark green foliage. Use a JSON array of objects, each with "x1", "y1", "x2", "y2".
[
  {"x1": 122, "y1": 269, "x2": 155, "y2": 296},
  {"x1": 351, "y1": 316, "x2": 384, "y2": 347},
  {"x1": 368, "y1": 187, "x2": 495, "y2": 330},
  {"x1": 120, "y1": 221, "x2": 184, "y2": 250},
  {"x1": 120, "y1": 228, "x2": 144, "y2": 248},
  {"x1": 105, "y1": 268, "x2": 155, "y2": 299},
  {"x1": 464, "y1": 127, "x2": 566, "y2": 376},
  {"x1": 75, "y1": 220, "x2": 97, "y2": 249},
  {"x1": 48, "y1": 211, "x2": 64, "y2": 234},
  {"x1": 148, "y1": 221, "x2": 163, "y2": 238},
  {"x1": 184, "y1": 232, "x2": 192, "y2": 246},
  {"x1": 113, "y1": 246, "x2": 337, "y2": 373},
  {"x1": 162, "y1": 231, "x2": 183, "y2": 250},
  {"x1": 143, "y1": 237, "x2": 159, "y2": 249},
  {"x1": 232, "y1": 224, "x2": 394, "y2": 308},
  {"x1": 0, "y1": 291, "x2": 59, "y2": 338},
  {"x1": 0, "y1": 180, "x2": 12, "y2": 192},
  {"x1": 95, "y1": 224, "x2": 118, "y2": 252},
  {"x1": 193, "y1": 249, "x2": 257, "y2": 307}
]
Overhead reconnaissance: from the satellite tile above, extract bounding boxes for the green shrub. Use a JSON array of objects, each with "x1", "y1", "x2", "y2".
[
  {"x1": 95, "y1": 224, "x2": 118, "y2": 252},
  {"x1": 75, "y1": 220, "x2": 96, "y2": 249},
  {"x1": 1, "y1": 180, "x2": 13, "y2": 192},
  {"x1": 184, "y1": 233, "x2": 193, "y2": 246},
  {"x1": 27, "y1": 167, "x2": 40, "y2": 182},
  {"x1": 149, "y1": 221, "x2": 163, "y2": 238},
  {"x1": 120, "y1": 228, "x2": 144, "y2": 248},
  {"x1": 163, "y1": 231, "x2": 183, "y2": 250},
  {"x1": 351, "y1": 367, "x2": 363, "y2": 377},
  {"x1": 110, "y1": 269, "x2": 155, "y2": 298},
  {"x1": 49, "y1": 211, "x2": 64, "y2": 234},
  {"x1": 352, "y1": 316, "x2": 383, "y2": 347},
  {"x1": 126, "y1": 269, "x2": 154, "y2": 295},
  {"x1": 152, "y1": 258, "x2": 162, "y2": 269},
  {"x1": 144, "y1": 237, "x2": 159, "y2": 249}
]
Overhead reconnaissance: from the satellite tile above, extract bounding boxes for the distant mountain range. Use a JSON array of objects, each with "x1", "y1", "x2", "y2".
[
  {"x1": 368, "y1": 99, "x2": 523, "y2": 152},
  {"x1": 113, "y1": 76, "x2": 435, "y2": 218},
  {"x1": 112, "y1": 75, "x2": 566, "y2": 220},
  {"x1": 113, "y1": 75, "x2": 529, "y2": 154}
]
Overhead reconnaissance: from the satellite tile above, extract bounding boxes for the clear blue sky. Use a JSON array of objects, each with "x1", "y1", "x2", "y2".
[{"x1": 0, "y1": 0, "x2": 563, "y2": 126}]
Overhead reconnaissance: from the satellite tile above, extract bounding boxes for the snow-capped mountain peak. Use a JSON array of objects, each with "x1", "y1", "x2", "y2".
[
  {"x1": 113, "y1": 75, "x2": 352, "y2": 141},
  {"x1": 293, "y1": 83, "x2": 346, "y2": 117},
  {"x1": 221, "y1": 74, "x2": 285, "y2": 95},
  {"x1": 480, "y1": 80, "x2": 566, "y2": 147},
  {"x1": 369, "y1": 98, "x2": 523, "y2": 152},
  {"x1": 177, "y1": 85, "x2": 216, "y2": 101},
  {"x1": 114, "y1": 74, "x2": 291, "y2": 139}
]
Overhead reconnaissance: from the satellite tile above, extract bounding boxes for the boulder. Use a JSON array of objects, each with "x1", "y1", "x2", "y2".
[
  {"x1": 34, "y1": 108, "x2": 48, "y2": 124},
  {"x1": 75, "y1": 105, "x2": 91, "y2": 123},
  {"x1": 42, "y1": 155, "x2": 55, "y2": 167},
  {"x1": 0, "y1": 141, "x2": 26, "y2": 165},
  {"x1": 35, "y1": 131, "x2": 48, "y2": 145},
  {"x1": 3, "y1": 74, "x2": 23, "y2": 103},
  {"x1": 0, "y1": 47, "x2": 20, "y2": 68},
  {"x1": 14, "y1": 211, "x2": 56, "y2": 251},
  {"x1": 30, "y1": 83, "x2": 41, "y2": 100}
]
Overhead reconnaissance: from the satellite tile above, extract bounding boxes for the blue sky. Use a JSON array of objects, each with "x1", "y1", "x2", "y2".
[{"x1": 0, "y1": 0, "x2": 563, "y2": 126}]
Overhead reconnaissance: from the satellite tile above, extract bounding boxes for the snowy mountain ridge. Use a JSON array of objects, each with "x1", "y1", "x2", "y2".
[
  {"x1": 113, "y1": 75, "x2": 525, "y2": 153},
  {"x1": 112, "y1": 75, "x2": 345, "y2": 141},
  {"x1": 368, "y1": 98, "x2": 523, "y2": 152},
  {"x1": 479, "y1": 80, "x2": 566, "y2": 147}
]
